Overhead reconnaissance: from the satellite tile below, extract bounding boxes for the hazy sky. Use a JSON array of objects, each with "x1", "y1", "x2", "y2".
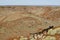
[{"x1": 0, "y1": 0, "x2": 60, "y2": 5}]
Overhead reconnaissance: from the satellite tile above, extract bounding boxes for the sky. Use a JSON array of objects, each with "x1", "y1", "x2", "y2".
[{"x1": 0, "y1": 0, "x2": 60, "y2": 5}]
